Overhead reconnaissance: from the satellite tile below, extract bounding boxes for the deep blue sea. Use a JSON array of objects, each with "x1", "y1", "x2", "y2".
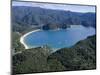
[{"x1": 24, "y1": 25, "x2": 95, "y2": 52}]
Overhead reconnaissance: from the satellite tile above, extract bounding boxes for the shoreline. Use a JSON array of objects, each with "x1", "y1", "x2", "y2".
[
  {"x1": 20, "y1": 29, "x2": 41, "y2": 49},
  {"x1": 20, "y1": 25, "x2": 94, "y2": 50},
  {"x1": 20, "y1": 28, "x2": 62, "y2": 49},
  {"x1": 20, "y1": 28, "x2": 66, "y2": 49}
]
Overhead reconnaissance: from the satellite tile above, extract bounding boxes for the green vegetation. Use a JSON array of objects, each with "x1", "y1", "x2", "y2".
[
  {"x1": 48, "y1": 35, "x2": 96, "y2": 70},
  {"x1": 12, "y1": 35, "x2": 96, "y2": 74},
  {"x1": 12, "y1": 47, "x2": 66, "y2": 74},
  {"x1": 12, "y1": 32, "x2": 25, "y2": 52},
  {"x1": 12, "y1": 6, "x2": 96, "y2": 32}
]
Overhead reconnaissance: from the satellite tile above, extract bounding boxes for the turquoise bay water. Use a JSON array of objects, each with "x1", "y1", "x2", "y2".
[{"x1": 24, "y1": 25, "x2": 95, "y2": 52}]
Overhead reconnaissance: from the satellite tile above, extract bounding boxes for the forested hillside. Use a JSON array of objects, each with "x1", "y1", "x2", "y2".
[
  {"x1": 12, "y1": 35, "x2": 96, "y2": 74},
  {"x1": 12, "y1": 6, "x2": 96, "y2": 32}
]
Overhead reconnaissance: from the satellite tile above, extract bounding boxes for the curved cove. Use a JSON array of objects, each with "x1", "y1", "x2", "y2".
[{"x1": 23, "y1": 25, "x2": 95, "y2": 52}]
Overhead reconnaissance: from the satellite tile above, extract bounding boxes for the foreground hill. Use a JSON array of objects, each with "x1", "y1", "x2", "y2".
[
  {"x1": 48, "y1": 35, "x2": 96, "y2": 70},
  {"x1": 12, "y1": 35, "x2": 96, "y2": 74}
]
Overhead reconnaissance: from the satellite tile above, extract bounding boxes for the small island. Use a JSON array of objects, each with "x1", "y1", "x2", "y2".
[{"x1": 42, "y1": 24, "x2": 71, "y2": 30}]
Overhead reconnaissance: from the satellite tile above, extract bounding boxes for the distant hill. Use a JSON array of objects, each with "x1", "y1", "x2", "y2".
[{"x1": 12, "y1": 6, "x2": 96, "y2": 32}]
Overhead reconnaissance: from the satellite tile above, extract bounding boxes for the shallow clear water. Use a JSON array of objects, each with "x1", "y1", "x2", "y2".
[{"x1": 24, "y1": 25, "x2": 95, "y2": 52}]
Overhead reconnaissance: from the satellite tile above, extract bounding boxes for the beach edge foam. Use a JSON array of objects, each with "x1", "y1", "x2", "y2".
[{"x1": 20, "y1": 29, "x2": 40, "y2": 49}]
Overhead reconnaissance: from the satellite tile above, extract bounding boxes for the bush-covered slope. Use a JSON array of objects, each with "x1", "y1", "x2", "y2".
[
  {"x1": 12, "y1": 47, "x2": 66, "y2": 74},
  {"x1": 48, "y1": 35, "x2": 96, "y2": 70},
  {"x1": 12, "y1": 32, "x2": 25, "y2": 53},
  {"x1": 12, "y1": 35, "x2": 96, "y2": 74}
]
